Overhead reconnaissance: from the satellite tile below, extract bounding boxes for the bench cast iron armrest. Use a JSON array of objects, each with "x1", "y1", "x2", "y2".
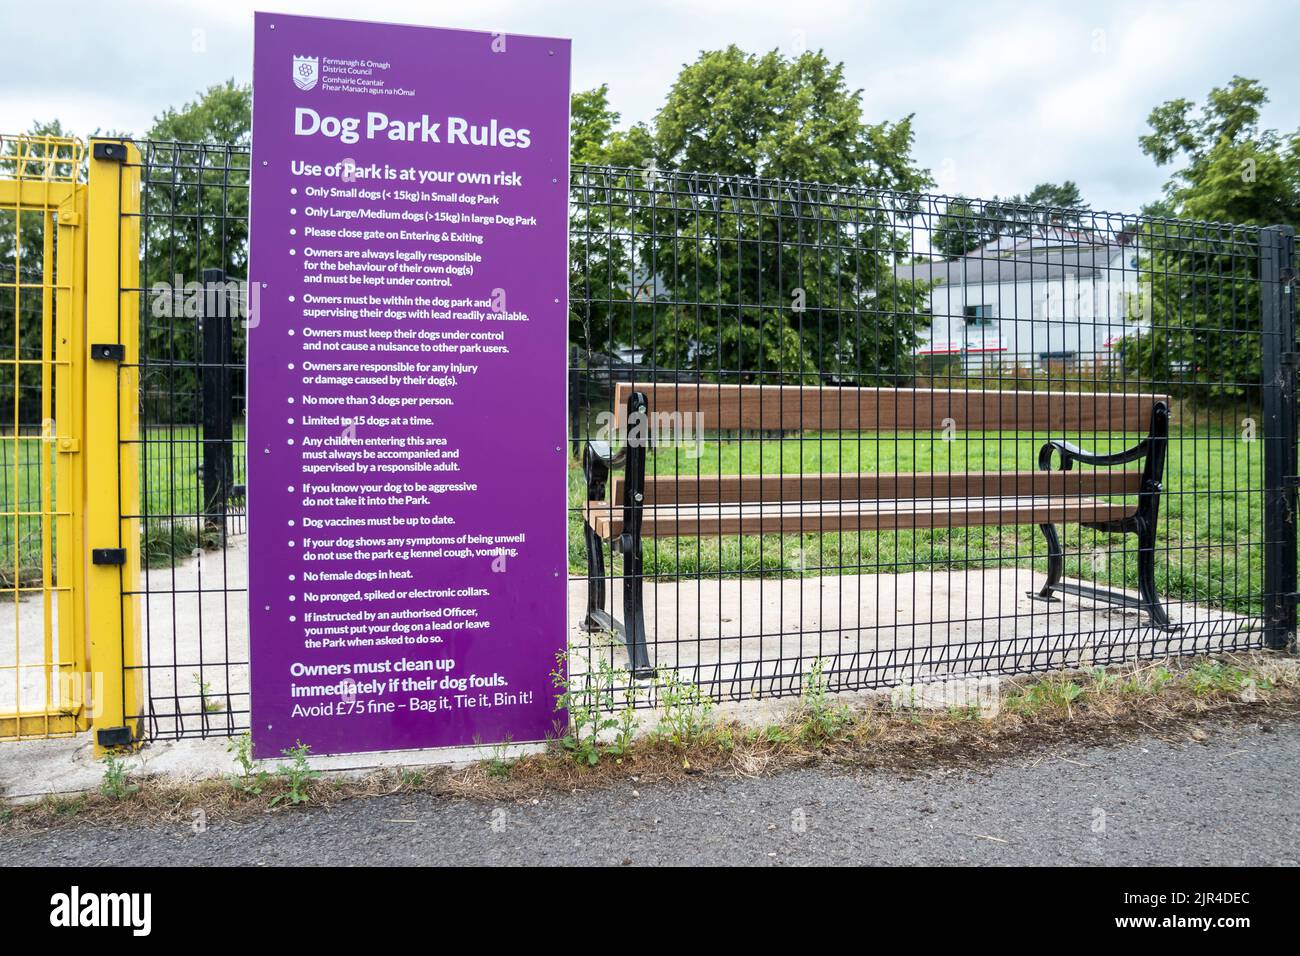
[
  {"x1": 1037, "y1": 437, "x2": 1152, "y2": 471},
  {"x1": 1037, "y1": 400, "x2": 1170, "y2": 479},
  {"x1": 582, "y1": 439, "x2": 627, "y2": 502},
  {"x1": 582, "y1": 390, "x2": 650, "y2": 555}
]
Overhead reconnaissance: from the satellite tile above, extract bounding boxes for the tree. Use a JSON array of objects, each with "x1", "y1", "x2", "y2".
[
  {"x1": 570, "y1": 85, "x2": 618, "y2": 165},
  {"x1": 567, "y1": 86, "x2": 651, "y2": 357},
  {"x1": 572, "y1": 46, "x2": 934, "y2": 383},
  {"x1": 931, "y1": 182, "x2": 1090, "y2": 259},
  {"x1": 1, "y1": 121, "x2": 86, "y2": 422},
  {"x1": 1140, "y1": 76, "x2": 1298, "y2": 225},
  {"x1": 1022, "y1": 181, "x2": 1086, "y2": 210},
  {"x1": 1122, "y1": 77, "x2": 1300, "y2": 403},
  {"x1": 137, "y1": 81, "x2": 253, "y2": 423},
  {"x1": 147, "y1": 80, "x2": 251, "y2": 145},
  {"x1": 569, "y1": 84, "x2": 652, "y2": 170},
  {"x1": 932, "y1": 198, "x2": 988, "y2": 258},
  {"x1": 652, "y1": 46, "x2": 927, "y2": 191},
  {"x1": 138, "y1": 79, "x2": 252, "y2": 286}
]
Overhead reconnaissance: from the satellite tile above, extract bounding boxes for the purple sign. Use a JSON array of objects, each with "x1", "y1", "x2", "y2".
[{"x1": 248, "y1": 13, "x2": 570, "y2": 757}]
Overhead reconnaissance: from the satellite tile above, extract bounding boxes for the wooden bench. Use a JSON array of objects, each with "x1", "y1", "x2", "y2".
[{"x1": 581, "y1": 383, "x2": 1176, "y2": 677}]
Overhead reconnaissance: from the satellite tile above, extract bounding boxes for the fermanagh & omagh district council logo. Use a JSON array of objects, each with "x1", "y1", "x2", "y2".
[{"x1": 292, "y1": 56, "x2": 319, "y2": 91}]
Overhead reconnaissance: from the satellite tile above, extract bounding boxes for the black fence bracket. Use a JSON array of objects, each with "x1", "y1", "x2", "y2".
[
  {"x1": 91, "y1": 141, "x2": 129, "y2": 163},
  {"x1": 90, "y1": 343, "x2": 125, "y2": 362},
  {"x1": 91, "y1": 548, "x2": 127, "y2": 566},
  {"x1": 96, "y1": 726, "x2": 134, "y2": 748}
]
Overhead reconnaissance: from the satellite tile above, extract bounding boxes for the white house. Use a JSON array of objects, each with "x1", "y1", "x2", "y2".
[{"x1": 896, "y1": 228, "x2": 1145, "y2": 374}]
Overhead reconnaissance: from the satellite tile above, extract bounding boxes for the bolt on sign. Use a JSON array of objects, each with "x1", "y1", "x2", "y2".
[{"x1": 248, "y1": 13, "x2": 570, "y2": 756}]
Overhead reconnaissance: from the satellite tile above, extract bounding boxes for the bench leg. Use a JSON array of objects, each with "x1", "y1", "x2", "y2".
[
  {"x1": 1136, "y1": 520, "x2": 1176, "y2": 631},
  {"x1": 581, "y1": 521, "x2": 614, "y2": 633},
  {"x1": 1030, "y1": 523, "x2": 1064, "y2": 602},
  {"x1": 580, "y1": 521, "x2": 654, "y2": 675},
  {"x1": 1029, "y1": 520, "x2": 1180, "y2": 632},
  {"x1": 622, "y1": 538, "x2": 653, "y2": 679},
  {"x1": 578, "y1": 390, "x2": 654, "y2": 677},
  {"x1": 619, "y1": 389, "x2": 653, "y2": 678},
  {"x1": 1028, "y1": 402, "x2": 1178, "y2": 631}
]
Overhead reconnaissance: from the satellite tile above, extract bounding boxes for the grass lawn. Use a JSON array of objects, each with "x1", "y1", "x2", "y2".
[
  {"x1": 1, "y1": 420, "x2": 1266, "y2": 617},
  {"x1": 0, "y1": 425, "x2": 247, "y2": 586},
  {"x1": 567, "y1": 426, "x2": 1265, "y2": 616}
]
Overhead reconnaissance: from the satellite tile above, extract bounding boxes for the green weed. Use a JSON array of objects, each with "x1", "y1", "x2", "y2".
[
  {"x1": 268, "y1": 741, "x2": 319, "y2": 808},
  {"x1": 551, "y1": 651, "x2": 643, "y2": 766},
  {"x1": 652, "y1": 669, "x2": 714, "y2": 751},
  {"x1": 100, "y1": 751, "x2": 140, "y2": 800},
  {"x1": 1007, "y1": 676, "x2": 1086, "y2": 715},
  {"x1": 799, "y1": 658, "x2": 854, "y2": 739}
]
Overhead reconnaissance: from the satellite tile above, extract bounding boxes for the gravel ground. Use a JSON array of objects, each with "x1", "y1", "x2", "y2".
[{"x1": 3, "y1": 718, "x2": 1297, "y2": 866}]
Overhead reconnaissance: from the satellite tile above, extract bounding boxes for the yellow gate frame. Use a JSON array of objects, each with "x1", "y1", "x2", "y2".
[{"x1": 85, "y1": 139, "x2": 143, "y2": 753}]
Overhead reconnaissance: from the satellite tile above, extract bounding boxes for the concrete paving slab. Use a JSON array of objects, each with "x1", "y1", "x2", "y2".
[{"x1": 570, "y1": 566, "x2": 1258, "y2": 697}]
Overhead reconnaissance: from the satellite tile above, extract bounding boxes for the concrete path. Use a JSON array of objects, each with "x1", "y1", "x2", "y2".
[
  {"x1": 3, "y1": 717, "x2": 1295, "y2": 866},
  {"x1": 4, "y1": 529, "x2": 1261, "y2": 724}
]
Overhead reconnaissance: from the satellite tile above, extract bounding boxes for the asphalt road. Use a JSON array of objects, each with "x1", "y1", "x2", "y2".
[{"x1": 2, "y1": 718, "x2": 1297, "y2": 866}]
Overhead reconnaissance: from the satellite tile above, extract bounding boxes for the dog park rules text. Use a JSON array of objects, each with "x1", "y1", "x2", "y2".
[{"x1": 248, "y1": 13, "x2": 570, "y2": 756}]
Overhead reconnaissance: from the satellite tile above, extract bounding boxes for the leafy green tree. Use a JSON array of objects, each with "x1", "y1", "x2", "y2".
[
  {"x1": 1, "y1": 121, "x2": 85, "y2": 422},
  {"x1": 652, "y1": 46, "x2": 925, "y2": 190},
  {"x1": 1123, "y1": 77, "x2": 1300, "y2": 403},
  {"x1": 1022, "y1": 181, "x2": 1086, "y2": 210},
  {"x1": 570, "y1": 84, "x2": 624, "y2": 165},
  {"x1": 1139, "y1": 76, "x2": 1298, "y2": 225},
  {"x1": 575, "y1": 46, "x2": 934, "y2": 383},
  {"x1": 569, "y1": 84, "x2": 652, "y2": 169},
  {"x1": 568, "y1": 86, "x2": 645, "y2": 360},
  {"x1": 140, "y1": 80, "x2": 252, "y2": 291},
  {"x1": 932, "y1": 182, "x2": 1090, "y2": 259},
  {"x1": 137, "y1": 81, "x2": 252, "y2": 423},
  {"x1": 932, "y1": 198, "x2": 988, "y2": 258},
  {"x1": 147, "y1": 79, "x2": 251, "y2": 145}
]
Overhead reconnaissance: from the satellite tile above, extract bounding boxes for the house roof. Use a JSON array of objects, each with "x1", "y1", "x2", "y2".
[{"x1": 895, "y1": 242, "x2": 1130, "y2": 286}]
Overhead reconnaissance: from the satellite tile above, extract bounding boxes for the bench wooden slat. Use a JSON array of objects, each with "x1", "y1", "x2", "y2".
[
  {"x1": 614, "y1": 383, "x2": 1169, "y2": 433},
  {"x1": 610, "y1": 470, "x2": 1143, "y2": 506},
  {"x1": 584, "y1": 495, "x2": 1137, "y2": 538}
]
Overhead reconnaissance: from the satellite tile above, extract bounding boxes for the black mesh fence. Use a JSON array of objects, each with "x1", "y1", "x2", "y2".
[
  {"x1": 568, "y1": 165, "x2": 1292, "y2": 708},
  {"x1": 124, "y1": 141, "x2": 250, "y2": 738},
  {"x1": 111, "y1": 143, "x2": 1296, "y2": 738}
]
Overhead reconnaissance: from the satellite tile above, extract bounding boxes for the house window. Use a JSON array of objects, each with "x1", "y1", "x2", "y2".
[
  {"x1": 1039, "y1": 350, "x2": 1077, "y2": 372},
  {"x1": 964, "y1": 304, "x2": 994, "y2": 327}
]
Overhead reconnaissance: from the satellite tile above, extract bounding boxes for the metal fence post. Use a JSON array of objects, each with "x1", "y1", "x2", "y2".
[
  {"x1": 1260, "y1": 224, "x2": 1298, "y2": 651},
  {"x1": 568, "y1": 344, "x2": 581, "y2": 456},
  {"x1": 53, "y1": 171, "x2": 90, "y2": 735},
  {"x1": 86, "y1": 139, "x2": 144, "y2": 751},
  {"x1": 201, "y1": 267, "x2": 233, "y2": 537}
]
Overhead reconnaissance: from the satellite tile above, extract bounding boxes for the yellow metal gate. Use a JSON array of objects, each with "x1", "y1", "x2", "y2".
[
  {"x1": 0, "y1": 134, "x2": 142, "y2": 748},
  {"x1": 0, "y1": 135, "x2": 87, "y2": 740}
]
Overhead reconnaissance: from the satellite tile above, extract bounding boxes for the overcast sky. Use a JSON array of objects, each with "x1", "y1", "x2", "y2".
[{"x1": 3, "y1": 0, "x2": 1296, "y2": 213}]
